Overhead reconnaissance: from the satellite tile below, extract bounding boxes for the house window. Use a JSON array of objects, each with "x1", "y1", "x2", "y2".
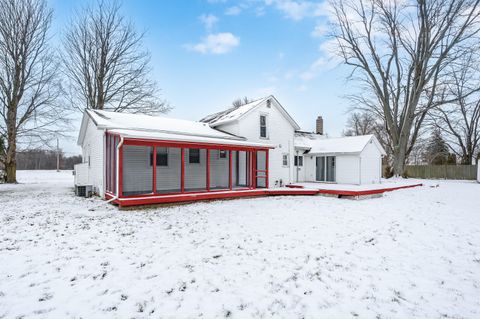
[
  {"x1": 150, "y1": 148, "x2": 168, "y2": 166},
  {"x1": 282, "y1": 154, "x2": 289, "y2": 167},
  {"x1": 219, "y1": 150, "x2": 227, "y2": 159},
  {"x1": 260, "y1": 115, "x2": 267, "y2": 138},
  {"x1": 189, "y1": 148, "x2": 200, "y2": 164},
  {"x1": 294, "y1": 155, "x2": 303, "y2": 167}
]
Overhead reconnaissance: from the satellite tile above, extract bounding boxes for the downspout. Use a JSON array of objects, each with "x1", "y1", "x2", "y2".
[{"x1": 105, "y1": 136, "x2": 124, "y2": 204}]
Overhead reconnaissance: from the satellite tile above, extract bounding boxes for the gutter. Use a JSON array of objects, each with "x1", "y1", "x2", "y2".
[{"x1": 105, "y1": 136, "x2": 124, "y2": 204}]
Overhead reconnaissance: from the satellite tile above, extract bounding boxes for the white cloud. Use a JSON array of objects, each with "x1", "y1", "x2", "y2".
[
  {"x1": 311, "y1": 23, "x2": 328, "y2": 38},
  {"x1": 225, "y1": 6, "x2": 242, "y2": 15},
  {"x1": 187, "y1": 33, "x2": 240, "y2": 54},
  {"x1": 199, "y1": 14, "x2": 219, "y2": 31},
  {"x1": 300, "y1": 57, "x2": 327, "y2": 81},
  {"x1": 266, "y1": 0, "x2": 324, "y2": 21}
]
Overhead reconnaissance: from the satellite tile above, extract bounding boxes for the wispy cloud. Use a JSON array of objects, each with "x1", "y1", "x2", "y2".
[
  {"x1": 187, "y1": 33, "x2": 240, "y2": 54},
  {"x1": 265, "y1": 0, "x2": 324, "y2": 21},
  {"x1": 199, "y1": 14, "x2": 219, "y2": 31},
  {"x1": 225, "y1": 6, "x2": 242, "y2": 15},
  {"x1": 311, "y1": 23, "x2": 328, "y2": 38}
]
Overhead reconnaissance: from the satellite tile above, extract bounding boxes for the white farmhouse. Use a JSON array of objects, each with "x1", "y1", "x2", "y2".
[{"x1": 75, "y1": 95, "x2": 386, "y2": 206}]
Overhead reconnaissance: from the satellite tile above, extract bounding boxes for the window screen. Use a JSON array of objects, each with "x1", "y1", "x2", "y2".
[
  {"x1": 189, "y1": 148, "x2": 200, "y2": 164},
  {"x1": 150, "y1": 148, "x2": 168, "y2": 166}
]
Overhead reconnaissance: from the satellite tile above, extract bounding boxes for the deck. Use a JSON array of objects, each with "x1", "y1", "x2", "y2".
[{"x1": 106, "y1": 180, "x2": 423, "y2": 207}]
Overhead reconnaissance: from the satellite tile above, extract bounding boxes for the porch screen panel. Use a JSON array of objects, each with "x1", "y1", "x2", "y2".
[
  {"x1": 184, "y1": 148, "x2": 207, "y2": 192},
  {"x1": 105, "y1": 135, "x2": 110, "y2": 192},
  {"x1": 112, "y1": 136, "x2": 118, "y2": 194},
  {"x1": 209, "y1": 150, "x2": 229, "y2": 190},
  {"x1": 256, "y1": 150, "x2": 267, "y2": 188},
  {"x1": 156, "y1": 147, "x2": 181, "y2": 194},
  {"x1": 122, "y1": 145, "x2": 153, "y2": 195},
  {"x1": 234, "y1": 151, "x2": 249, "y2": 188}
]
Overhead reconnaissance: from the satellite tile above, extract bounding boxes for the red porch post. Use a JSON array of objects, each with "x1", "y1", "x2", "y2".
[
  {"x1": 152, "y1": 146, "x2": 156, "y2": 194},
  {"x1": 265, "y1": 150, "x2": 269, "y2": 188},
  {"x1": 229, "y1": 150, "x2": 233, "y2": 190},
  {"x1": 206, "y1": 149, "x2": 210, "y2": 191},
  {"x1": 118, "y1": 141, "x2": 123, "y2": 197},
  {"x1": 252, "y1": 150, "x2": 257, "y2": 189},
  {"x1": 181, "y1": 148, "x2": 185, "y2": 193}
]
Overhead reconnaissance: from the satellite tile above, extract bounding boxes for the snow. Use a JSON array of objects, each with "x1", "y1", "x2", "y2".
[
  {"x1": 108, "y1": 129, "x2": 274, "y2": 149},
  {"x1": 200, "y1": 97, "x2": 269, "y2": 126},
  {"x1": 85, "y1": 109, "x2": 248, "y2": 142},
  {"x1": 295, "y1": 178, "x2": 422, "y2": 191},
  {"x1": 1, "y1": 170, "x2": 480, "y2": 318},
  {"x1": 294, "y1": 133, "x2": 386, "y2": 155}
]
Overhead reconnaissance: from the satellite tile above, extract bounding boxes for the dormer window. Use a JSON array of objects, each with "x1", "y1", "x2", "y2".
[{"x1": 260, "y1": 114, "x2": 267, "y2": 138}]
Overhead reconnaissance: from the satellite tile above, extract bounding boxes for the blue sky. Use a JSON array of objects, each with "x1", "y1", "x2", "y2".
[{"x1": 50, "y1": 0, "x2": 352, "y2": 155}]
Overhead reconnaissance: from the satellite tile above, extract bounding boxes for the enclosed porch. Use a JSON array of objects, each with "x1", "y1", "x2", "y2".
[{"x1": 104, "y1": 133, "x2": 271, "y2": 206}]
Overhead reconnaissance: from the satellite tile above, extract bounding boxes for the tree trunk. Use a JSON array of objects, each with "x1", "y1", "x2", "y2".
[
  {"x1": 392, "y1": 146, "x2": 407, "y2": 176},
  {"x1": 5, "y1": 142, "x2": 16, "y2": 183}
]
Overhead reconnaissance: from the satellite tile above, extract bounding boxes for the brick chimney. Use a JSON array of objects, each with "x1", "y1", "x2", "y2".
[{"x1": 316, "y1": 116, "x2": 323, "y2": 135}]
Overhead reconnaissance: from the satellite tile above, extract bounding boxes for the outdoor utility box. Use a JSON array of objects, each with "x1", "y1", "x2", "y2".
[{"x1": 75, "y1": 185, "x2": 93, "y2": 198}]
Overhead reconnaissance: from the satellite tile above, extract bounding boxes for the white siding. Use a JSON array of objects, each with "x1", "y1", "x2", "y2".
[
  {"x1": 360, "y1": 141, "x2": 382, "y2": 184},
  {"x1": 336, "y1": 155, "x2": 361, "y2": 185},
  {"x1": 222, "y1": 101, "x2": 295, "y2": 187},
  {"x1": 123, "y1": 145, "x2": 153, "y2": 195},
  {"x1": 80, "y1": 118, "x2": 105, "y2": 196}
]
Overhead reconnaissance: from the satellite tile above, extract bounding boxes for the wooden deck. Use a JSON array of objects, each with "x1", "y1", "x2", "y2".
[{"x1": 106, "y1": 182, "x2": 423, "y2": 207}]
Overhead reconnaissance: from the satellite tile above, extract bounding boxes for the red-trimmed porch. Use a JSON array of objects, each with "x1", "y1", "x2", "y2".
[{"x1": 104, "y1": 132, "x2": 273, "y2": 206}]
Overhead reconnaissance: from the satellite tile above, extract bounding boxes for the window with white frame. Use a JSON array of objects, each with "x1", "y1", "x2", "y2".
[
  {"x1": 260, "y1": 114, "x2": 267, "y2": 138},
  {"x1": 294, "y1": 155, "x2": 303, "y2": 167},
  {"x1": 150, "y1": 147, "x2": 168, "y2": 167},
  {"x1": 282, "y1": 154, "x2": 289, "y2": 167},
  {"x1": 219, "y1": 150, "x2": 227, "y2": 159}
]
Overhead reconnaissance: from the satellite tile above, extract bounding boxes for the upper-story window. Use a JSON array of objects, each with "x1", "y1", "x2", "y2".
[{"x1": 260, "y1": 114, "x2": 267, "y2": 138}]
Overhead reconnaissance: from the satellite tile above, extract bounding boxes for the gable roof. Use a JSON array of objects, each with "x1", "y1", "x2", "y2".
[
  {"x1": 77, "y1": 109, "x2": 274, "y2": 148},
  {"x1": 200, "y1": 95, "x2": 301, "y2": 130},
  {"x1": 294, "y1": 132, "x2": 386, "y2": 155}
]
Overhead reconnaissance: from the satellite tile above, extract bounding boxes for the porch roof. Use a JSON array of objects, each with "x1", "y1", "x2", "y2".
[
  {"x1": 109, "y1": 128, "x2": 275, "y2": 149},
  {"x1": 294, "y1": 134, "x2": 386, "y2": 155}
]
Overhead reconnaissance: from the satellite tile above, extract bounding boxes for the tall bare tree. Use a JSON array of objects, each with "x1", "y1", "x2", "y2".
[
  {"x1": 63, "y1": 0, "x2": 169, "y2": 113},
  {"x1": 343, "y1": 112, "x2": 377, "y2": 136},
  {"x1": 232, "y1": 96, "x2": 253, "y2": 108},
  {"x1": 329, "y1": 0, "x2": 480, "y2": 175},
  {"x1": 431, "y1": 51, "x2": 480, "y2": 164},
  {"x1": 0, "y1": 0, "x2": 64, "y2": 183}
]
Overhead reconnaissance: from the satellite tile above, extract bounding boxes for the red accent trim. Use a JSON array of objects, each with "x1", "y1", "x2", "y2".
[
  {"x1": 122, "y1": 138, "x2": 272, "y2": 151},
  {"x1": 229, "y1": 150, "x2": 232, "y2": 190},
  {"x1": 104, "y1": 184, "x2": 423, "y2": 207},
  {"x1": 206, "y1": 149, "x2": 210, "y2": 191},
  {"x1": 286, "y1": 184, "x2": 305, "y2": 189},
  {"x1": 152, "y1": 146, "x2": 157, "y2": 194},
  {"x1": 265, "y1": 150, "x2": 269, "y2": 188},
  {"x1": 118, "y1": 141, "x2": 123, "y2": 197},
  {"x1": 181, "y1": 148, "x2": 185, "y2": 193},
  {"x1": 252, "y1": 151, "x2": 257, "y2": 188}
]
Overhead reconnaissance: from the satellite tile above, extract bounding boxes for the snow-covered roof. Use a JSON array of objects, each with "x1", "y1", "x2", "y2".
[
  {"x1": 108, "y1": 129, "x2": 274, "y2": 148},
  {"x1": 294, "y1": 132, "x2": 386, "y2": 155},
  {"x1": 78, "y1": 109, "x2": 273, "y2": 148},
  {"x1": 200, "y1": 95, "x2": 301, "y2": 130}
]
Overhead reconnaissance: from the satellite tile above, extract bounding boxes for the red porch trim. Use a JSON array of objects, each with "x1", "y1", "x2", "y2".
[
  {"x1": 229, "y1": 150, "x2": 232, "y2": 190},
  {"x1": 118, "y1": 140, "x2": 123, "y2": 197},
  {"x1": 265, "y1": 150, "x2": 269, "y2": 188},
  {"x1": 206, "y1": 149, "x2": 210, "y2": 191},
  {"x1": 181, "y1": 148, "x2": 185, "y2": 193},
  {"x1": 152, "y1": 146, "x2": 157, "y2": 194},
  {"x1": 122, "y1": 138, "x2": 272, "y2": 152}
]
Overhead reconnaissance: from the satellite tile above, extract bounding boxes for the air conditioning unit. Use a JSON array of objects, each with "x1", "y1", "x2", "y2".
[{"x1": 75, "y1": 185, "x2": 93, "y2": 198}]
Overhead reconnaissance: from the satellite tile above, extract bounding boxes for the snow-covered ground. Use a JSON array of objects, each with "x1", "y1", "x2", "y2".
[{"x1": 1, "y1": 171, "x2": 479, "y2": 318}]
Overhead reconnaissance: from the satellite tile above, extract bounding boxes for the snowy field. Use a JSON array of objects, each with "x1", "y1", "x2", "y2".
[{"x1": 1, "y1": 171, "x2": 480, "y2": 318}]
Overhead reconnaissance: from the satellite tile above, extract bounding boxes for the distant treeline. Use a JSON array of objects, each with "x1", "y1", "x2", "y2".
[{"x1": 16, "y1": 149, "x2": 82, "y2": 170}]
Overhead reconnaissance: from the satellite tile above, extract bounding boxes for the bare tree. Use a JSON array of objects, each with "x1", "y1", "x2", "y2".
[
  {"x1": 232, "y1": 96, "x2": 253, "y2": 108},
  {"x1": 0, "y1": 0, "x2": 65, "y2": 183},
  {"x1": 63, "y1": 0, "x2": 169, "y2": 114},
  {"x1": 343, "y1": 112, "x2": 377, "y2": 136},
  {"x1": 431, "y1": 51, "x2": 480, "y2": 164},
  {"x1": 329, "y1": 0, "x2": 480, "y2": 175}
]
